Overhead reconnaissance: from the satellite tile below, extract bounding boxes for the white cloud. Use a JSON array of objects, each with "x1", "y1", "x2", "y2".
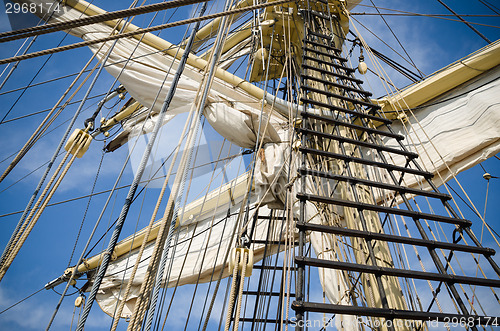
[
  {"x1": 0, "y1": 286, "x2": 113, "y2": 330},
  {"x1": 0, "y1": 286, "x2": 72, "y2": 330}
]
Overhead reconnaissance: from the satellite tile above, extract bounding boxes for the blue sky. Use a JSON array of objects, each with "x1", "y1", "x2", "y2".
[{"x1": 0, "y1": 0, "x2": 499, "y2": 330}]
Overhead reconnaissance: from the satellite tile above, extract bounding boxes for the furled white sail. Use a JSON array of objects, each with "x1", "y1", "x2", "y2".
[{"x1": 26, "y1": 0, "x2": 287, "y2": 148}]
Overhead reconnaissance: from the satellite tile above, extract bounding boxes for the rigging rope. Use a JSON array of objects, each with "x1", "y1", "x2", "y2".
[
  {"x1": 175, "y1": 9, "x2": 246, "y2": 329},
  {"x1": 367, "y1": 0, "x2": 424, "y2": 78},
  {"x1": 0, "y1": 70, "x2": 104, "y2": 280},
  {"x1": 483, "y1": 173, "x2": 490, "y2": 220},
  {"x1": 238, "y1": 21, "x2": 276, "y2": 239},
  {"x1": 67, "y1": 150, "x2": 105, "y2": 267},
  {"x1": 478, "y1": 0, "x2": 500, "y2": 15},
  {"x1": 109, "y1": 27, "x2": 197, "y2": 331},
  {"x1": 138, "y1": 5, "x2": 237, "y2": 327},
  {"x1": 0, "y1": 132, "x2": 88, "y2": 281},
  {"x1": 233, "y1": 250, "x2": 248, "y2": 331},
  {"x1": 0, "y1": 2, "x2": 132, "y2": 271},
  {"x1": 0, "y1": 151, "x2": 245, "y2": 219},
  {"x1": 372, "y1": 58, "x2": 500, "y2": 324},
  {"x1": 0, "y1": 59, "x2": 100, "y2": 183},
  {"x1": 34, "y1": 3, "x2": 180, "y2": 329},
  {"x1": 169, "y1": 139, "x2": 237, "y2": 331},
  {"x1": 177, "y1": 131, "x2": 228, "y2": 330},
  {"x1": 350, "y1": 14, "x2": 500, "y2": 257},
  {"x1": 74, "y1": 2, "x2": 213, "y2": 328},
  {"x1": 0, "y1": 287, "x2": 44, "y2": 315},
  {"x1": 339, "y1": 6, "x2": 497, "y2": 320},
  {"x1": 0, "y1": 38, "x2": 64, "y2": 124},
  {"x1": 88, "y1": 5, "x2": 193, "y2": 330},
  {"x1": 56, "y1": 149, "x2": 241, "y2": 267},
  {"x1": 351, "y1": 13, "x2": 500, "y2": 18},
  {"x1": 0, "y1": 0, "x2": 293, "y2": 66},
  {"x1": 353, "y1": 4, "x2": 500, "y2": 29},
  {"x1": 0, "y1": 30, "x2": 226, "y2": 99},
  {"x1": 201, "y1": 194, "x2": 248, "y2": 330},
  {"x1": 348, "y1": 18, "x2": 423, "y2": 82},
  {"x1": 0, "y1": 0, "x2": 211, "y2": 43},
  {"x1": 0, "y1": 36, "x2": 36, "y2": 90},
  {"x1": 0, "y1": 0, "x2": 62, "y2": 89},
  {"x1": 131, "y1": 2, "x2": 234, "y2": 327},
  {"x1": 129, "y1": 36, "x2": 207, "y2": 331},
  {"x1": 0, "y1": 92, "x2": 106, "y2": 125},
  {"x1": 109, "y1": 113, "x2": 181, "y2": 331},
  {"x1": 46, "y1": 131, "x2": 141, "y2": 330},
  {"x1": 435, "y1": 0, "x2": 492, "y2": 44}
]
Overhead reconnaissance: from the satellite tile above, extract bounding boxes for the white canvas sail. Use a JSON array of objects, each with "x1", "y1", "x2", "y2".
[{"x1": 373, "y1": 42, "x2": 500, "y2": 196}]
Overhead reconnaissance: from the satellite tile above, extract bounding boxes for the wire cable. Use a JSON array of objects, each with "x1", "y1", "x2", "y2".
[
  {"x1": 0, "y1": 0, "x2": 212, "y2": 43},
  {"x1": 0, "y1": 33, "x2": 220, "y2": 99},
  {"x1": 478, "y1": 0, "x2": 500, "y2": 15},
  {"x1": 0, "y1": 0, "x2": 294, "y2": 66},
  {"x1": 73, "y1": 2, "x2": 216, "y2": 328},
  {"x1": 353, "y1": 4, "x2": 500, "y2": 29},
  {"x1": 368, "y1": 0, "x2": 424, "y2": 78},
  {"x1": 351, "y1": 13, "x2": 500, "y2": 18},
  {"x1": 0, "y1": 287, "x2": 44, "y2": 315},
  {"x1": 0, "y1": 92, "x2": 106, "y2": 125},
  {"x1": 44, "y1": 3, "x2": 153, "y2": 328},
  {"x1": 0, "y1": 33, "x2": 70, "y2": 125},
  {"x1": 0, "y1": 0, "x2": 64, "y2": 89},
  {"x1": 435, "y1": 0, "x2": 492, "y2": 44},
  {"x1": 108, "y1": 6, "x2": 203, "y2": 330}
]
